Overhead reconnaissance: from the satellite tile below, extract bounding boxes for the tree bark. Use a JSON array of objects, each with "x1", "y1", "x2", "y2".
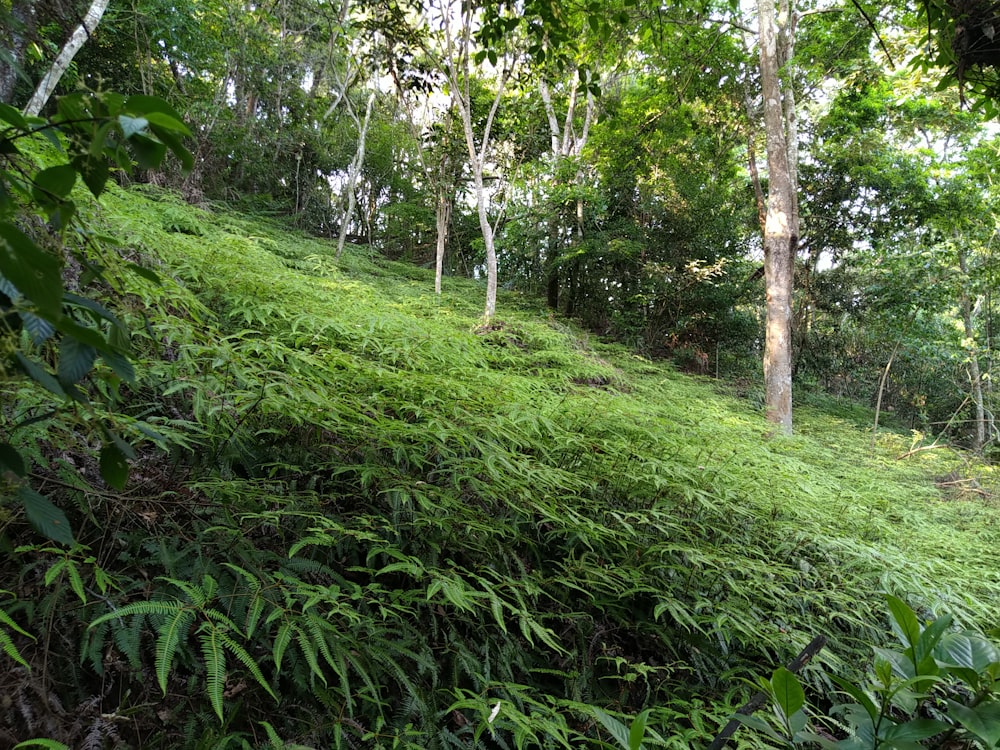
[
  {"x1": 959, "y1": 247, "x2": 986, "y2": 453},
  {"x1": 1, "y1": 0, "x2": 38, "y2": 104},
  {"x1": 23, "y1": 0, "x2": 109, "y2": 116},
  {"x1": 335, "y1": 91, "x2": 376, "y2": 259},
  {"x1": 757, "y1": 0, "x2": 796, "y2": 433}
]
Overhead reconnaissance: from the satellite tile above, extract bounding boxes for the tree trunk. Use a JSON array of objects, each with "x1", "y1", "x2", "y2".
[
  {"x1": 23, "y1": 0, "x2": 109, "y2": 116},
  {"x1": 1, "y1": 0, "x2": 37, "y2": 104},
  {"x1": 434, "y1": 191, "x2": 451, "y2": 295},
  {"x1": 959, "y1": 247, "x2": 986, "y2": 453},
  {"x1": 757, "y1": 0, "x2": 796, "y2": 433},
  {"x1": 336, "y1": 91, "x2": 376, "y2": 259}
]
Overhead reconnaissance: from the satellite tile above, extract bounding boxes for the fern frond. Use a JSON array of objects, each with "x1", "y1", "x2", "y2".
[
  {"x1": 218, "y1": 629, "x2": 276, "y2": 700},
  {"x1": 0, "y1": 628, "x2": 29, "y2": 668},
  {"x1": 293, "y1": 624, "x2": 327, "y2": 687},
  {"x1": 89, "y1": 600, "x2": 182, "y2": 629},
  {"x1": 198, "y1": 622, "x2": 227, "y2": 721},
  {"x1": 272, "y1": 620, "x2": 294, "y2": 671},
  {"x1": 155, "y1": 606, "x2": 196, "y2": 695}
]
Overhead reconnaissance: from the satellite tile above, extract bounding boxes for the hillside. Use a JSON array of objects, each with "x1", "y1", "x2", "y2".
[{"x1": 3, "y1": 183, "x2": 1000, "y2": 749}]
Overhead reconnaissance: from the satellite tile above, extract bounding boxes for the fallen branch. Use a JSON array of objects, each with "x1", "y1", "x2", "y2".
[{"x1": 707, "y1": 634, "x2": 827, "y2": 750}]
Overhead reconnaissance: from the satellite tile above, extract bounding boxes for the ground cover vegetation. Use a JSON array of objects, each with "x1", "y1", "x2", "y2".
[{"x1": 4, "y1": 0, "x2": 1000, "y2": 746}]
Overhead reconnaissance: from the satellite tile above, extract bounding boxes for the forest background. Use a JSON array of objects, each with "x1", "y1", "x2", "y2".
[{"x1": 3, "y1": 0, "x2": 1000, "y2": 746}]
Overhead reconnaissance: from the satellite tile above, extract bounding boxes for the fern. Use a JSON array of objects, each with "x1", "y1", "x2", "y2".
[{"x1": 0, "y1": 600, "x2": 33, "y2": 668}]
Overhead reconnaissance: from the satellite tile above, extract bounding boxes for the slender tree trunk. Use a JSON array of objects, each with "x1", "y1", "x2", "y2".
[
  {"x1": 434, "y1": 191, "x2": 451, "y2": 295},
  {"x1": 1, "y1": 0, "x2": 38, "y2": 104},
  {"x1": 757, "y1": 0, "x2": 796, "y2": 434},
  {"x1": 23, "y1": 0, "x2": 109, "y2": 116},
  {"x1": 959, "y1": 248, "x2": 986, "y2": 453},
  {"x1": 336, "y1": 91, "x2": 376, "y2": 259}
]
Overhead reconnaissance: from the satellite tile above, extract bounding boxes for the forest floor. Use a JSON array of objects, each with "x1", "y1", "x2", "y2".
[{"x1": 5, "y1": 181, "x2": 1000, "y2": 748}]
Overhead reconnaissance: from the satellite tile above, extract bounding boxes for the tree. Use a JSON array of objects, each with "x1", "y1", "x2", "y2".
[
  {"x1": 419, "y1": 0, "x2": 518, "y2": 320},
  {"x1": 754, "y1": 0, "x2": 797, "y2": 433},
  {"x1": 23, "y1": 0, "x2": 109, "y2": 115}
]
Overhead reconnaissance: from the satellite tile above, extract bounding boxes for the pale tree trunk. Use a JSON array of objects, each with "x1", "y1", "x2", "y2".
[
  {"x1": 757, "y1": 0, "x2": 796, "y2": 433},
  {"x1": 23, "y1": 0, "x2": 109, "y2": 116},
  {"x1": 441, "y1": 0, "x2": 508, "y2": 321},
  {"x1": 958, "y1": 247, "x2": 986, "y2": 453},
  {"x1": 538, "y1": 71, "x2": 595, "y2": 309},
  {"x1": 434, "y1": 189, "x2": 451, "y2": 295},
  {"x1": 335, "y1": 91, "x2": 376, "y2": 259}
]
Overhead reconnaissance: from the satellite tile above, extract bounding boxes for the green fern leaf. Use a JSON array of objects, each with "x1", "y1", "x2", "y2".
[
  {"x1": 89, "y1": 600, "x2": 182, "y2": 629},
  {"x1": 218, "y1": 629, "x2": 276, "y2": 700},
  {"x1": 273, "y1": 620, "x2": 294, "y2": 671},
  {"x1": 155, "y1": 606, "x2": 196, "y2": 695},
  {"x1": 294, "y1": 624, "x2": 327, "y2": 686},
  {"x1": 198, "y1": 622, "x2": 227, "y2": 721},
  {"x1": 0, "y1": 628, "x2": 29, "y2": 668}
]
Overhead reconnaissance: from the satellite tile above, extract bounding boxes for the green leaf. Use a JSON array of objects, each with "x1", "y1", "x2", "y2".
[
  {"x1": 628, "y1": 709, "x2": 650, "y2": 750},
  {"x1": 946, "y1": 699, "x2": 1000, "y2": 746},
  {"x1": 882, "y1": 718, "x2": 950, "y2": 742},
  {"x1": 886, "y1": 594, "x2": 921, "y2": 650},
  {"x1": 15, "y1": 352, "x2": 66, "y2": 396},
  {"x1": 99, "y1": 440, "x2": 129, "y2": 490},
  {"x1": 118, "y1": 115, "x2": 149, "y2": 139},
  {"x1": 19, "y1": 486, "x2": 74, "y2": 546},
  {"x1": 128, "y1": 134, "x2": 167, "y2": 169},
  {"x1": 14, "y1": 740, "x2": 71, "y2": 750},
  {"x1": 57, "y1": 336, "x2": 97, "y2": 385},
  {"x1": 771, "y1": 666, "x2": 806, "y2": 718},
  {"x1": 198, "y1": 623, "x2": 226, "y2": 721},
  {"x1": 100, "y1": 349, "x2": 135, "y2": 383},
  {"x1": 592, "y1": 707, "x2": 633, "y2": 750},
  {"x1": 155, "y1": 606, "x2": 195, "y2": 694},
  {"x1": 0, "y1": 442, "x2": 25, "y2": 476},
  {"x1": 0, "y1": 103, "x2": 29, "y2": 131},
  {"x1": 0, "y1": 223, "x2": 63, "y2": 315},
  {"x1": 829, "y1": 674, "x2": 879, "y2": 723},
  {"x1": 22, "y1": 311, "x2": 56, "y2": 345},
  {"x1": 72, "y1": 152, "x2": 110, "y2": 197},
  {"x1": 125, "y1": 262, "x2": 161, "y2": 285},
  {"x1": 936, "y1": 633, "x2": 1000, "y2": 673},
  {"x1": 32, "y1": 165, "x2": 77, "y2": 202},
  {"x1": 914, "y1": 613, "x2": 951, "y2": 671}
]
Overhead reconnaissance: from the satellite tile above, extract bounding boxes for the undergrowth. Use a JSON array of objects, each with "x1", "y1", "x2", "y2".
[{"x1": 1, "y1": 183, "x2": 998, "y2": 748}]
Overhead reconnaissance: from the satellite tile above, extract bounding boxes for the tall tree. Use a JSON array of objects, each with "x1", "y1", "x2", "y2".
[
  {"x1": 755, "y1": 0, "x2": 797, "y2": 432},
  {"x1": 23, "y1": 0, "x2": 109, "y2": 115},
  {"x1": 423, "y1": 0, "x2": 514, "y2": 320}
]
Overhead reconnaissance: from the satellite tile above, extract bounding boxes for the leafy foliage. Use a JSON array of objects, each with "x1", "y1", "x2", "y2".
[{"x1": 2, "y1": 182, "x2": 998, "y2": 746}]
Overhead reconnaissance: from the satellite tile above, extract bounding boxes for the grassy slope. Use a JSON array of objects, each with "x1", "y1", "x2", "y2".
[{"x1": 9, "y1": 181, "x2": 1000, "y2": 747}]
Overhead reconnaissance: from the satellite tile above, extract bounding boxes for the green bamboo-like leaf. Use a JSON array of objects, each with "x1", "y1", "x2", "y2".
[
  {"x1": 13, "y1": 740, "x2": 70, "y2": 749},
  {"x1": 199, "y1": 623, "x2": 227, "y2": 721},
  {"x1": 154, "y1": 606, "x2": 196, "y2": 695},
  {"x1": 19, "y1": 487, "x2": 73, "y2": 546}
]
